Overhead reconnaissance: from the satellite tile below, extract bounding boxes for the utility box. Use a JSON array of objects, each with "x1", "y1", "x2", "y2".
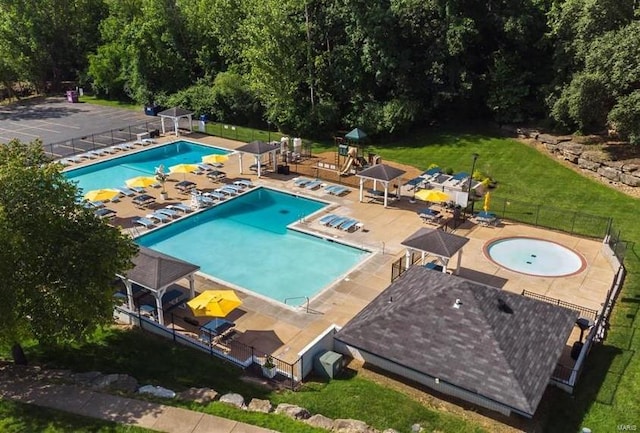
[{"x1": 314, "y1": 350, "x2": 344, "y2": 379}]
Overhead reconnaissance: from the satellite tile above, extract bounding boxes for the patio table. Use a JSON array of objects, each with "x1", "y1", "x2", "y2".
[{"x1": 199, "y1": 318, "x2": 235, "y2": 344}]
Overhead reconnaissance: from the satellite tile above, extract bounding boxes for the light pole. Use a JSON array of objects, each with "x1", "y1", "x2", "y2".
[
  {"x1": 267, "y1": 120, "x2": 271, "y2": 143},
  {"x1": 468, "y1": 153, "x2": 479, "y2": 215}
]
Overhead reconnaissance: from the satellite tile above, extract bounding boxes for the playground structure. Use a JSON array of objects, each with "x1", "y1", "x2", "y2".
[{"x1": 335, "y1": 129, "x2": 381, "y2": 176}]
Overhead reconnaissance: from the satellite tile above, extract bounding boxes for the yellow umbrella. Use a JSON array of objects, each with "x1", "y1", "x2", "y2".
[
  {"x1": 169, "y1": 164, "x2": 198, "y2": 174},
  {"x1": 187, "y1": 290, "x2": 242, "y2": 318},
  {"x1": 84, "y1": 188, "x2": 121, "y2": 202},
  {"x1": 415, "y1": 189, "x2": 450, "y2": 203},
  {"x1": 126, "y1": 176, "x2": 158, "y2": 188},
  {"x1": 202, "y1": 154, "x2": 229, "y2": 164},
  {"x1": 483, "y1": 191, "x2": 491, "y2": 212}
]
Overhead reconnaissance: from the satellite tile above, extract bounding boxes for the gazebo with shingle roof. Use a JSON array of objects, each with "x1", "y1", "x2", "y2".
[
  {"x1": 235, "y1": 140, "x2": 280, "y2": 177},
  {"x1": 356, "y1": 163, "x2": 406, "y2": 207},
  {"x1": 117, "y1": 247, "x2": 200, "y2": 325},
  {"x1": 401, "y1": 227, "x2": 469, "y2": 274},
  {"x1": 158, "y1": 107, "x2": 194, "y2": 136}
]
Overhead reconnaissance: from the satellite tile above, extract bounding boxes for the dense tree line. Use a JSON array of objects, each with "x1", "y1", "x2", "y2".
[{"x1": 1, "y1": 0, "x2": 639, "y2": 140}]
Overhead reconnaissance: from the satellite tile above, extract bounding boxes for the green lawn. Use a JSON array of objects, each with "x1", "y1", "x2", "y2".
[
  {"x1": 0, "y1": 399, "x2": 155, "y2": 432},
  {"x1": 3, "y1": 126, "x2": 639, "y2": 432},
  {"x1": 81, "y1": 95, "x2": 141, "y2": 111}
]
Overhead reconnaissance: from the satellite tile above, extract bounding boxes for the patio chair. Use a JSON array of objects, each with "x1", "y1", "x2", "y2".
[
  {"x1": 294, "y1": 177, "x2": 311, "y2": 186},
  {"x1": 117, "y1": 187, "x2": 137, "y2": 197},
  {"x1": 203, "y1": 191, "x2": 226, "y2": 201},
  {"x1": 326, "y1": 185, "x2": 349, "y2": 196},
  {"x1": 94, "y1": 208, "x2": 116, "y2": 219},
  {"x1": 328, "y1": 216, "x2": 349, "y2": 228}
]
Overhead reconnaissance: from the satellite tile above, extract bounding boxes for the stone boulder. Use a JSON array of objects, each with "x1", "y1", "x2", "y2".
[
  {"x1": 538, "y1": 134, "x2": 571, "y2": 145},
  {"x1": 219, "y1": 392, "x2": 245, "y2": 409},
  {"x1": 305, "y1": 414, "x2": 334, "y2": 430},
  {"x1": 247, "y1": 398, "x2": 273, "y2": 413},
  {"x1": 72, "y1": 371, "x2": 103, "y2": 386},
  {"x1": 578, "y1": 158, "x2": 601, "y2": 171},
  {"x1": 620, "y1": 173, "x2": 640, "y2": 187},
  {"x1": 177, "y1": 387, "x2": 219, "y2": 404},
  {"x1": 382, "y1": 430, "x2": 400, "y2": 433},
  {"x1": 333, "y1": 418, "x2": 374, "y2": 433},
  {"x1": 597, "y1": 166, "x2": 620, "y2": 181},
  {"x1": 92, "y1": 373, "x2": 138, "y2": 393},
  {"x1": 622, "y1": 163, "x2": 640, "y2": 173},
  {"x1": 411, "y1": 424, "x2": 424, "y2": 433},
  {"x1": 274, "y1": 403, "x2": 311, "y2": 420}
]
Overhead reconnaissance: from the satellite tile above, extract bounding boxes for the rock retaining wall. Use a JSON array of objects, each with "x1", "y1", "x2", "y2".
[{"x1": 502, "y1": 126, "x2": 640, "y2": 188}]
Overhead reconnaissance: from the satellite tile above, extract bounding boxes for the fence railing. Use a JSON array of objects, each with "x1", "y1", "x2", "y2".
[
  {"x1": 45, "y1": 119, "x2": 162, "y2": 159},
  {"x1": 391, "y1": 252, "x2": 422, "y2": 282},
  {"x1": 521, "y1": 290, "x2": 599, "y2": 321},
  {"x1": 480, "y1": 195, "x2": 611, "y2": 240},
  {"x1": 116, "y1": 306, "x2": 302, "y2": 390}
]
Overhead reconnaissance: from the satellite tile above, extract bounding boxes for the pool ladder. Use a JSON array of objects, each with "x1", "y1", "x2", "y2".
[{"x1": 284, "y1": 296, "x2": 310, "y2": 313}]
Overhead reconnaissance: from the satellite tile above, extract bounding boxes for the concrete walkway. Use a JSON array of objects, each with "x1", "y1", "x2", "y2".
[{"x1": 0, "y1": 377, "x2": 277, "y2": 433}]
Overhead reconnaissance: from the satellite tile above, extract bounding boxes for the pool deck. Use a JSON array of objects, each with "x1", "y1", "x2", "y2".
[{"x1": 65, "y1": 133, "x2": 616, "y2": 364}]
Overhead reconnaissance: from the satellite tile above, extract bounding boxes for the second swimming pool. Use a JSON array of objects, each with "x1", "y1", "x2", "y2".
[{"x1": 137, "y1": 188, "x2": 370, "y2": 305}]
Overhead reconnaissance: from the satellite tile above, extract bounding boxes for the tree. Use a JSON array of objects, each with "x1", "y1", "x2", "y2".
[{"x1": 0, "y1": 139, "x2": 137, "y2": 359}]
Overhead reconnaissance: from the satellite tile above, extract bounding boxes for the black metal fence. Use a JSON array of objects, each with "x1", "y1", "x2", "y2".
[
  {"x1": 117, "y1": 306, "x2": 302, "y2": 390},
  {"x1": 391, "y1": 251, "x2": 422, "y2": 282},
  {"x1": 44, "y1": 119, "x2": 162, "y2": 159},
  {"x1": 606, "y1": 221, "x2": 628, "y2": 262},
  {"x1": 521, "y1": 290, "x2": 599, "y2": 321},
  {"x1": 481, "y1": 195, "x2": 611, "y2": 240}
]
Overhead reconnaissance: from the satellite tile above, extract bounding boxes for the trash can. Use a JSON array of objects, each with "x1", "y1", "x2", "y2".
[
  {"x1": 66, "y1": 90, "x2": 78, "y2": 103},
  {"x1": 199, "y1": 114, "x2": 208, "y2": 122},
  {"x1": 144, "y1": 105, "x2": 161, "y2": 116}
]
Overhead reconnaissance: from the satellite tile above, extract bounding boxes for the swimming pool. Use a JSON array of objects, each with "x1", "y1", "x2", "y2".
[
  {"x1": 484, "y1": 237, "x2": 586, "y2": 277},
  {"x1": 65, "y1": 141, "x2": 229, "y2": 192},
  {"x1": 137, "y1": 188, "x2": 370, "y2": 304}
]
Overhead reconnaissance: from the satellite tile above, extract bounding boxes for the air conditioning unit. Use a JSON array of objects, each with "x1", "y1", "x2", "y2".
[{"x1": 313, "y1": 351, "x2": 344, "y2": 379}]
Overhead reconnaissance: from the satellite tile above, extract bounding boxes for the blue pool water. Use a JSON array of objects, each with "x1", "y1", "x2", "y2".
[
  {"x1": 65, "y1": 141, "x2": 229, "y2": 192},
  {"x1": 137, "y1": 188, "x2": 369, "y2": 303}
]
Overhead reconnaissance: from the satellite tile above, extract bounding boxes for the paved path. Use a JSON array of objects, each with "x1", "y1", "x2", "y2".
[{"x1": 0, "y1": 377, "x2": 277, "y2": 433}]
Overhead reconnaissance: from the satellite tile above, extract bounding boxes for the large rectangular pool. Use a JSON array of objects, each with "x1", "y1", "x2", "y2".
[
  {"x1": 137, "y1": 188, "x2": 370, "y2": 304},
  {"x1": 65, "y1": 140, "x2": 229, "y2": 192}
]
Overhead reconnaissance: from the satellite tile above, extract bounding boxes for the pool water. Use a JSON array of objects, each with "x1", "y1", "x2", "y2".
[
  {"x1": 65, "y1": 141, "x2": 228, "y2": 192},
  {"x1": 485, "y1": 237, "x2": 585, "y2": 277},
  {"x1": 137, "y1": 188, "x2": 370, "y2": 304}
]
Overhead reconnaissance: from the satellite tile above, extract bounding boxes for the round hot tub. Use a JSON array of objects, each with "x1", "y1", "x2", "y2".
[{"x1": 484, "y1": 237, "x2": 586, "y2": 277}]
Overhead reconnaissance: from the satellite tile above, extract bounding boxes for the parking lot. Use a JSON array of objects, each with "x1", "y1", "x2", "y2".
[{"x1": 0, "y1": 97, "x2": 160, "y2": 157}]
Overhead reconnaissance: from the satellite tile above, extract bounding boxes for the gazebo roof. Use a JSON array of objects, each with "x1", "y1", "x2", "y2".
[
  {"x1": 401, "y1": 227, "x2": 469, "y2": 258},
  {"x1": 158, "y1": 107, "x2": 193, "y2": 118},
  {"x1": 118, "y1": 247, "x2": 200, "y2": 292},
  {"x1": 334, "y1": 267, "x2": 578, "y2": 417},
  {"x1": 357, "y1": 164, "x2": 406, "y2": 182},
  {"x1": 236, "y1": 140, "x2": 280, "y2": 155}
]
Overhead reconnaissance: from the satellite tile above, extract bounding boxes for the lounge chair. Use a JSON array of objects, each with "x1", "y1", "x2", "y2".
[
  {"x1": 224, "y1": 184, "x2": 243, "y2": 193},
  {"x1": 167, "y1": 203, "x2": 192, "y2": 213},
  {"x1": 318, "y1": 214, "x2": 338, "y2": 225},
  {"x1": 326, "y1": 185, "x2": 349, "y2": 196},
  {"x1": 141, "y1": 138, "x2": 155, "y2": 145},
  {"x1": 305, "y1": 180, "x2": 322, "y2": 190},
  {"x1": 204, "y1": 191, "x2": 226, "y2": 201},
  {"x1": 133, "y1": 216, "x2": 155, "y2": 228},
  {"x1": 234, "y1": 180, "x2": 253, "y2": 188},
  {"x1": 95, "y1": 208, "x2": 116, "y2": 219},
  {"x1": 146, "y1": 212, "x2": 169, "y2": 223},
  {"x1": 339, "y1": 218, "x2": 360, "y2": 232},
  {"x1": 197, "y1": 163, "x2": 214, "y2": 172},
  {"x1": 156, "y1": 208, "x2": 179, "y2": 218},
  {"x1": 116, "y1": 187, "x2": 137, "y2": 197},
  {"x1": 294, "y1": 177, "x2": 311, "y2": 186},
  {"x1": 328, "y1": 216, "x2": 349, "y2": 228},
  {"x1": 215, "y1": 187, "x2": 236, "y2": 196}
]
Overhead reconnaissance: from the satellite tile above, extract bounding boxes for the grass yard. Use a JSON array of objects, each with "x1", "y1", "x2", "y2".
[
  {"x1": 0, "y1": 399, "x2": 155, "y2": 432},
  {"x1": 81, "y1": 95, "x2": 142, "y2": 111},
  {"x1": 2, "y1": 126, "x2": 639, "y2": 432}
]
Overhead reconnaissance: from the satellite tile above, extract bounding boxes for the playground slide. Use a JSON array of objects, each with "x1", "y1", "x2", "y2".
[{"x1": 340, "y1": 157, "x2": 354, "y2": 175}]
